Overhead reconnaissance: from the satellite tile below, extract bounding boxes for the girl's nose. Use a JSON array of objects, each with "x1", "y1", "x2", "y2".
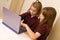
[{"x1": 30, "y1": 10, "x2": 33, "y2": 13}]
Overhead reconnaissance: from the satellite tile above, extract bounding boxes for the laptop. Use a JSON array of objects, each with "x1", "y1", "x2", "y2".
[{"x1": 2, "y1": 7, "x2": 26, "y2": 34}]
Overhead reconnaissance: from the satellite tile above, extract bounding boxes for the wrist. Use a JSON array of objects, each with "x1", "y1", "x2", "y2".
[{"x1": 25, "y1": 24, "x2": 29, "y2": 29}]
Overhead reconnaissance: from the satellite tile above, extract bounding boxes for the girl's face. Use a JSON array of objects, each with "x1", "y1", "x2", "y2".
[
  {"x1": 39, "y1": 10, "x2": 45, "y2": 22},
  {"x1": 29, "y1": 6, "x2": 38, "y2": 16}
]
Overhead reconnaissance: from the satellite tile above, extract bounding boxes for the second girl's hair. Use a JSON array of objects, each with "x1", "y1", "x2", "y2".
[{"x1": 39, "y1": 7, "x2": 57, "y2": 37}]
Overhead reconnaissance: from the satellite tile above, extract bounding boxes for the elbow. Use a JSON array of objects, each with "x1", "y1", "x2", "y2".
[
  {"x1": 30, "y1": 32, "x2": 41, "y2": 40},
  {"x1": 30, "y1": 35, "x2": 37, "y2": 40}
]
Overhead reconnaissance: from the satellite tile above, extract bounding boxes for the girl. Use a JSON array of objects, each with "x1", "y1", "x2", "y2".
[
  {"x1": 35, "y1": 7, "x2": 57, "y2": 40},
  {"x1": 20, "y1": 0, "x2": 42, "y2": 33},
  {"x1": 21, "y1": 7, "x2": 57, "y2": 40}
]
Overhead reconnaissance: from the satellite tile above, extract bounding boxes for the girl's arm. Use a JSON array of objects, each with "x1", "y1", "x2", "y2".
[{"x1": 21, "y1": 23, "x2": 41, "y2": 40}]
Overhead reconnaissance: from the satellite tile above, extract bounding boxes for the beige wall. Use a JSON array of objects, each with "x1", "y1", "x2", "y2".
[
  {"x1": 10, "y1": 0, "x2": 25, "y2": 14},
  {"x1": 0, "y1": 0, "x2": 11, "y2": 18}
]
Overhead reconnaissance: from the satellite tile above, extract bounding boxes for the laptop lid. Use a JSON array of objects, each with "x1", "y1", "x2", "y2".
[{"x1": 2, "y1": 7, "x2": 21, "y2": 34}]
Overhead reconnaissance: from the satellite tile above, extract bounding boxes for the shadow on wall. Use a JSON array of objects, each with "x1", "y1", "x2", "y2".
[{"x1": 47, "y1": 15, "x2": 60, "y2": 40}]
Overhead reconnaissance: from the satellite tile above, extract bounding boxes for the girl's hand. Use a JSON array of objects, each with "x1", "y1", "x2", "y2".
[{"x1": 21, "y1": 22, "x2": 28, "y2": 28}]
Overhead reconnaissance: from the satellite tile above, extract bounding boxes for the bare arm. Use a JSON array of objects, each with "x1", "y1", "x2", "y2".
[{"x1": 21, "y1": 23, "x2": 41, "y2": 40}]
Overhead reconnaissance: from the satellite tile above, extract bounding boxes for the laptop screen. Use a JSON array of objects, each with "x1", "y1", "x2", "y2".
[{"x1": 2, "y1": 7, "x2": 21, "y2": 34}]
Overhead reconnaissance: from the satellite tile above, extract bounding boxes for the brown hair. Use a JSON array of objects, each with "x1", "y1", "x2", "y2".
[
  {"x1": 39, "y1": 7, "x2": 57, "y2": 37},
  {"x1": 28, "y1": 0, "x2": 42, "y2": 17}
]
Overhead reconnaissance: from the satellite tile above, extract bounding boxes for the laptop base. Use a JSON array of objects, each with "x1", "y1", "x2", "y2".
[{"x1": 2, "y1": 22, "x2": 27, "y2": 34}]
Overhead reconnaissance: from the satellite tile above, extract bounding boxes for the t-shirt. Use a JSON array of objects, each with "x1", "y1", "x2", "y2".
[
  {"x1": 34, "y1": 23, "x2": 48, "y2": 40},
  {"x1": 19, "y1": 12, "x2": 39, "y2": 31}
]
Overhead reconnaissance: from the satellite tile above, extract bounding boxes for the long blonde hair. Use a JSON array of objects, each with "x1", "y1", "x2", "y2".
[{"x1": 39, "y1": 7, "x2": 57, "y2": 37}]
